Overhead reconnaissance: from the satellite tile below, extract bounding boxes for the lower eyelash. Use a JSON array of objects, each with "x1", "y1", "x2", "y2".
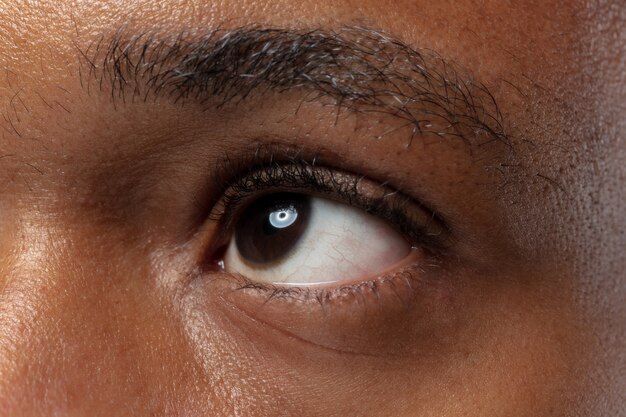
[
  {"x1": 198, "y1": 147, "x2": 453, "y2": 307},
  {"x1": 226, "y1": 261, "x2": 432, "y2": 309}
]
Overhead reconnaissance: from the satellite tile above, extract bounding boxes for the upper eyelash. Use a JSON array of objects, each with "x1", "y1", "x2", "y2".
[
  {"x1": 208, "y1": 156, "x2": 451, "y2": 253},
  {"x1": 218, "y1": 164, "x2": 362, "y2": 222},
  {"x1": 198, "y1": 150, "x2": 453, "y2": 307}
]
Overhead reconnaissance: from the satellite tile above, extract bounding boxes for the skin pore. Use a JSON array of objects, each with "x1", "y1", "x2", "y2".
[{"x1": 0, "y1": 1, "x2": 624, "y2": 416}]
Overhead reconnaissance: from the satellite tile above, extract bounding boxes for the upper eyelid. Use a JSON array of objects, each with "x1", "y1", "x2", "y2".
[{"x1": 207, "y1": 159, "x2": 451, "y2": 254}]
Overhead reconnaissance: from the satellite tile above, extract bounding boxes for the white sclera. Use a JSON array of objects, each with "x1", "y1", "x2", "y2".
[{"x1": 224, "y1": 197, "x2": 412, "y2": 285}]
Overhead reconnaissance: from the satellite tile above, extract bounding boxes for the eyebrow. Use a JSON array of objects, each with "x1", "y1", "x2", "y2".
[{"x1": 79, "y1": 26, "x2": 508, "y2": 147}]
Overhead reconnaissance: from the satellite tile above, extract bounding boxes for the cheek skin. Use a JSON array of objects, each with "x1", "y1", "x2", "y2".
[
  {"x1": 0, "y1": 222, "x2": 587, "y2": 417},
  {"x1": 0, "y1": 217, "x2": 213, "y2": 416},
  {"x1": 179, "y1": 264, "x2": 587, "y2": 417}
]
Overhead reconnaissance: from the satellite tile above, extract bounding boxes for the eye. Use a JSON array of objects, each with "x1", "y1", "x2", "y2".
[
  {"x1": 221, "y1": 191, "x2": 416, "y2": 285},
  {"x1": 199, "y1": 159, "x2": 450, "y2": 356}
]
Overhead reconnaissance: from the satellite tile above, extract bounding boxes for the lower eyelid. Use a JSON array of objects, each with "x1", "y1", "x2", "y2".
[{"x1": 207, "y1": 261, "x2": 446, "y2": 357}]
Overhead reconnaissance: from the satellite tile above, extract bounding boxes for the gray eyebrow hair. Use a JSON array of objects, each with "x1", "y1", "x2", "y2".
[{"x1": 79, "y1": 26, "x2": 508, "y2": 146}]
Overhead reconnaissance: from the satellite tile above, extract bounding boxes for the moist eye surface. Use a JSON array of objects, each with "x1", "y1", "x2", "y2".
[{"x1": 222, "y1": 190, "x2": 415, "y2": 285}]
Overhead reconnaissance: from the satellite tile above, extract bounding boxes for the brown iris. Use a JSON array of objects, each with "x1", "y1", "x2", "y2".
[{"x1": 234, "y1": 193, "x2": 311, "y2": 264}]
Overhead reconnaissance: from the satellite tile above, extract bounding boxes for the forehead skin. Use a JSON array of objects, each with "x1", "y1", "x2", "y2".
[{"x1": 0, "y1": 1, "x2": 624, "y2": 416}]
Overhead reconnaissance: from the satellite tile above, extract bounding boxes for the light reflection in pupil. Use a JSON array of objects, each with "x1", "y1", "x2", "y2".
[
  {"x1": 269, "y1": 207, "x2": 298, "y2": 229},
  {"x1": 234, "y1": 193, "x2": 310, "y2": 264}
]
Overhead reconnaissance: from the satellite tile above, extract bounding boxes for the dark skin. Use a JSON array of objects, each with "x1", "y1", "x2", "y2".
[{"x1": 0, "y1": 1, "x2": 624, "y2": 416}]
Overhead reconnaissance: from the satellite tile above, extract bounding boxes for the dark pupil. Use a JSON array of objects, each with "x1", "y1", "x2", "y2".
[{"x1": 234, "y1": 193, "x2": 311, "y2": 264}]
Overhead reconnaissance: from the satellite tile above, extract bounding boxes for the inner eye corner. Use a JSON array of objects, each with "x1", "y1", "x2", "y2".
[{"x1": 202, "y1": 242, "x2": 228, "y2": 272}]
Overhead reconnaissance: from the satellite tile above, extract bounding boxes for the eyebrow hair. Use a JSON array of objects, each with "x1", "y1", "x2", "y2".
[{"x1": 79, "y1": 26, "x2": 509, "y2": 147}]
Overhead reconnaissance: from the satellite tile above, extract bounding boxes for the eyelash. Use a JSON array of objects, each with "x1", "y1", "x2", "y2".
[
  {"x1": 228, "y1": 265, "x2": 428, "y2": 306},
  {"x1": 202, "y1": 152, "x2": 450, "y2": 304}
]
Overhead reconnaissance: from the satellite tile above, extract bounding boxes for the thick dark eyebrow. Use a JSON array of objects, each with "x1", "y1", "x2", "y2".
[{"x1": 79, "y1": 26, "x2": 508, "y2": 146}]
